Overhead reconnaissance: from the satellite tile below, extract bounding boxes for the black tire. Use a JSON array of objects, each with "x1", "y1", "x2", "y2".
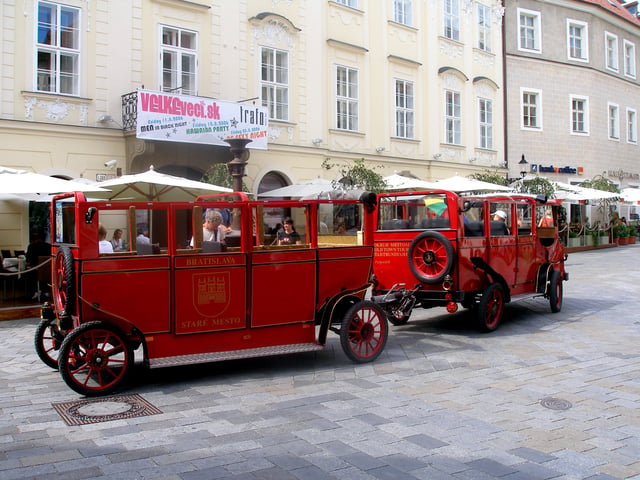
[
  {"x1": 388, "y1": 313, "x2": 410, "y2": 326},
  {"x1": 34, "y1": 317, "x2": 64, "y2": 369},
  {"x1": 58, "y1": 321, "x2": 133, "y2": 396},
  {"x1": 549, "y1": 270, "x2": 563, "y2": 313},
  {"x1": 340, "y1": 301, "x2": 388, "y2": 363},
  {"x1": 408, "y1": 231, "x2": 454, "y2": 284},
  {"x1": 54, "y1": 246, "x2": 76, "y2": 317},
  {"x1": 476, "y1": 283, "x2": 505, "y2": 332}
]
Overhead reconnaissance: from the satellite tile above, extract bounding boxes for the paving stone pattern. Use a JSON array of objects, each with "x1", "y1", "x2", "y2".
[{"x1": 1, "y1": 246, "x2": 639, "y2": 479}]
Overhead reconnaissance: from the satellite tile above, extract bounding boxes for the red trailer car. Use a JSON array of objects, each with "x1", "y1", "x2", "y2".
[
  {"x1": 36, "y1": 191, "x2": 388, "y2": 396},
  {"x1": 371, "y1": 190, "x2": 568, "y2": 332}
]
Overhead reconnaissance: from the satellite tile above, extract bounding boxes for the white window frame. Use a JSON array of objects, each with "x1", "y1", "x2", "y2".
[
  {"x1": 477, "y1": 3, "x2": 491, "y2": 53},
  {"x1": 608, "y1": 102, "x2": 620, "y2": 140},
  {"x1": 518, "y1": 8, "x2": 541, "y2": 53},
  {"x1": 627, "y1": 107, "x2": 637, "y2": 144},
  {"x1": 335, "y1": 65, "x2": 359, "y2": 131},
  {"x1": 444, "y1": 89, "x2": 461, "y2": 145},
  {"x1": 443, "y1": 0, "x2": 460, "y2": 42},
  {"x1": 394, "y1": 0, "x2": 413, "y2": 26},
  {"x1": 605, "y1": 32, "x2": 619, "y2": 72},
  {"x1": 335, "y1": 0, "x2": 358, "y2": 7},
  {"x1": 521, "y1": 88, "x2": 542, "y2": 131},
  {"x1": 160, "y1": 25, "x2": 198, "y2": 96},
  {"x1": 478, "y1": 97, "x2": 493, "y2": 149},
  {"x1": 260, "y1": 46, "x2": 289, "y2": 121},
  {"x1": 566, "y1": 19, "x2": 588, "y2": 62},
  {"x1": 395, "y1": 79, "x2": 415, "y2": 139},
  {"x1": 624, "y1": 40, "x2": 636, "y2": 78},
  {"x1": 569, "y1": 95, "x2": 589, "y2": 136},
  {"x1": 35, "y1": 1, "x2": 81, "y2": 96}
]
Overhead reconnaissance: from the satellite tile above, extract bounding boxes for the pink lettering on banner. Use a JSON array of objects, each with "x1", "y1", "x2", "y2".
[{"x1": 139, "y1": 92, "x2": 221, "y2": 120}]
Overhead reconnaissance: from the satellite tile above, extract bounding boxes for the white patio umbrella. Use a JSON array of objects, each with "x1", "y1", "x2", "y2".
[
  {"x1": 91, "y1": 165, "x2": 232, "y2": 201},
  {"x1": 383, "y1": 174, "x2": 437, "y2": 191},
  {"x1": 259, "y1": 178, "x2": 334, "y2": 198},
  {"x1": 432, "y1": 175, "x2": 513, "y2": 193},
  {"x1": 0, "y1": 166, "x2": 109, "y2": 195},
  {"x1": 553, "y1": 182, "x2": 619, "y2": 201},
  {"x1": 621, "y1": 188, "x2": 640, "y2": 204}
]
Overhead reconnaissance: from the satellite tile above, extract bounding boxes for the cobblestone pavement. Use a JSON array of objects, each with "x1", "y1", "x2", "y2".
[{"x1": 1, "y1": 246, "x2": 639, "y2": 480}]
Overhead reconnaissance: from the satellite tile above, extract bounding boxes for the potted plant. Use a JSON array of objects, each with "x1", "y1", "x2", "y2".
[
  {"x1": 599, "y1": 228, "x2": 610, "y2": 245},
  {"x1": 568, "y1": 230, "x2": 581, "y2": 248},
  {"x1": 627, "y1": 225, "x2": 638, "y2": 244}
]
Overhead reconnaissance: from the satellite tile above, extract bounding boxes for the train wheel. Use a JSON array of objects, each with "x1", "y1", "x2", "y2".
[
  {"x1": 408, "y1": 231, "x2": 454, "y2": 284},
  {"x1": 34, "y1": 317, "x2": 64, "y2": 369},
  {"x1": 549, "y1": 270, "x2": 563, "y2": 313},
  {"x1": 58, "y1": 321, "x2": 133, "y2": 396},
  {"x1": 54, "y1": 246, "x2": 76, "y2": 316},
  {"x1": 476, "y1": 283, "x2": 504, "y2": 332},
  {"x1": 340, "y1": 301, "x2": 388, "y2": 363}
]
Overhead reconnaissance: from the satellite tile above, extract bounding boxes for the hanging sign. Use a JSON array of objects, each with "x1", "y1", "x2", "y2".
[{"x1": 136, "y1": 89, "x2": 268, "y2": 149}]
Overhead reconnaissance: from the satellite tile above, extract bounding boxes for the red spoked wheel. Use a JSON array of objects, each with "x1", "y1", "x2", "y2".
[
  {"x1": 54, "y1": 246, "x2": 76, "y2": 317},
  {"x1": 58, "y1": 321, "x2": 133, "y2": 396},
  {"x1": 340, "y1": 301, "x2": 388, "y2": 363},
  {"x1": 548, "y1": 270, "x2": 563, "y2": 313},
  {"x1": 476, "y1": 283, "x2": 505, "y2": 332},
  {"x1": 408, "y1": 231, "x2": 454, "y2": 284},
  {"x1": 34, "y1": 317, "x2": 64, "y2": 369}
]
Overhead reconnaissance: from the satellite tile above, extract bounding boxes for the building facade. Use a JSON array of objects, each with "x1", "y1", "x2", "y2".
[{"x1": 504, "y1": 0, "x2": 640, "y2": 188}]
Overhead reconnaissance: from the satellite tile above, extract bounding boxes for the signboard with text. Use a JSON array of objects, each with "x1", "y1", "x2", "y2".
[{"x1": 136, "y1": 89, "x2": 268, "y2": 149}]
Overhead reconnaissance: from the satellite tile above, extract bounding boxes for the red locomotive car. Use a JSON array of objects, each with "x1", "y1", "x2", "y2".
[
  {"x1": 371, "y1": 190, "x2": 568, "y2": 331},
  {"x1": 36, "y1": 191, "x2": 387, "y2": 396}
]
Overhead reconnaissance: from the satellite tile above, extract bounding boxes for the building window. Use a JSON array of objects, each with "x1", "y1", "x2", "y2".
[
  {"x1": 521, "y1": 89, "x2": 542, "y2": 130},
  {"x1": 628, "y1": 108, "x2": 637, "y2": 143},
  {"x1": 161, "y1": 26, "x2": 197, "y2": 95},
  {"x1": 394, "y1": 0, "x2": 412, "y2": 26},
  {"x1": 518, "y1": 9, "x2": 541, "y2": 53},
  {"x1": 477, "y1": 4, "x2": 491, "y2": 53},
  {"x1": 444, "y1": 90, "x2": 461, "y2": 145},
  {"x1": 444, "y1": 0, "x2": 460, "y2": 42},
  {"x1": 605, "y1": 32, "x2": 619, "y2": 71},
  {"x1": 608, "y1": 103, "x2": 620, "y2": 140},
  {"x1": 336, "y1": 65, "x2": 358, "y2": 131},
  {"x1": 479, "y1": 98, "x2": 493, "y2": 149},
  {"x1": 624, "y1": 40, "x2": 636, "y2": 78},
  {"x1": 395, "y1": 79, "x2": 414, "y2": 139},
  {"x1": 570, "y1": 96, "x2": 589, "y2": 135},
  {"x1": 261, "y1": 47, "x2": 289, "y2": 121},
  {"x1": 567, "y1": 20, "x2": 588, "y2": 62},
  {"x1": 36, "y1": 1, "x2": 80, "y2": 95},
  {"x1": 335, "y1": 0, "x2": 357, "y2": 7}
]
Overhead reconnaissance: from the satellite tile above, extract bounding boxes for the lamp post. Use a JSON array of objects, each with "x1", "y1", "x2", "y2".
[
  {"x1": 224, "y1": 138, "x2": 252, "y2": 193},
  {"x1": 224, "y1": 138, "x2": 251, "y2": 231},
  {"x1": 519, "y1": 154, "x2": 529, "y2": 179}
]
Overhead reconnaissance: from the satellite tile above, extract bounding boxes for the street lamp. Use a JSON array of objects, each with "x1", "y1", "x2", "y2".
[
  {"x1": 519, "y1": 154, "x2": 529, "y2": 179},
  {"x1": 224, "y1": 138, "x2": 252, "y2": 193}
]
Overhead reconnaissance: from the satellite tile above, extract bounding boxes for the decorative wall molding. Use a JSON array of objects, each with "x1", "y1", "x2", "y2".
[{"x1": 439, "y1": 39, "x2": 463, "y2": 59}]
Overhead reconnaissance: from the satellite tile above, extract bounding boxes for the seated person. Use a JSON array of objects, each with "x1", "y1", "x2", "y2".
[
  {"x1": 110, "y1": 228, "x2": 126, "y2": 251},
  {"x1": 538, "y1": 209, "x2": 554, "y2": 227},
  {"x1": 191, "y1": 209, "x2": 226, "y2": 247},
  {"x1": 25, "y1": 230, "x2": 51, "y2": 268},
  {"x1": 136, "y1": 228, "x2": 151, "y2": 245},
  {"x1": 98, "y1": 224, "x2": 114, "y2": 253},
  {"x1": 491, "y1": 210, "x2": 510, "y2": 235},
  {"x1": 277, "y1": 217, "x2": 301, "y2": 245}
]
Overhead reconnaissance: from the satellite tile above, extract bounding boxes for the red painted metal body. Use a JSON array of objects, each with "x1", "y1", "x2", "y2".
[
  {"x1": 372, "y1": 190, "x2": 567, "y2": 329},
  {"x1": 41, "y1": 191, "x2": 386, "y2": 395}
]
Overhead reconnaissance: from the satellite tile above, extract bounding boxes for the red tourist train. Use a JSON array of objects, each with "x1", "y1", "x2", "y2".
[{"x1": 37, "y1": 191, "x2": 388, "y2": 396}]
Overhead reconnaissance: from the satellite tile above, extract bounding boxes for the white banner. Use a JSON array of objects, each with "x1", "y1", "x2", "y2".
[{"x1": 136, "y1": 89, "x2": 268, "y2": 149}]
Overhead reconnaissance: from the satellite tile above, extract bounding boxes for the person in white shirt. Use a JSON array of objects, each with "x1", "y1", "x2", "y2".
[
  {"x1": 98, "y1": 224, "x2": 114, "y2": 253},
  {"x1": 191, "y1": 209, "x2": 226, "y2": 247}
]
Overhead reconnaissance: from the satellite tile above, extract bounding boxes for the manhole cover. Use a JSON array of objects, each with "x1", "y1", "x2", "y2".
[
  {"x1": 53, "y1": 394, "x2": 162, "y2": 426},
  {"x1": 540, "y1": 397, "x2": 572, "y2": 410}
]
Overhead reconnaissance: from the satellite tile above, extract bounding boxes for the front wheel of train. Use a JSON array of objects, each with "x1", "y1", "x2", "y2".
[
  {"x1": 548, "y1": 270, "x2": 563, "y2": 313},
  {"x1": 58, "y1": 321, "x2": 134, "y2": 396},
  {"x1": 34, "y1": 317, "x2": 64, "y2": 370},
  {"x1": 340, "y1": 301, "x2": 388, "y2": 363},
  {"x1": 476, "y1": 283, "x2": 505, "y2": 333}
]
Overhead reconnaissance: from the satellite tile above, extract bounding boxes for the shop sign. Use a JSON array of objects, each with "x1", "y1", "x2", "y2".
[
  {"x1": 532, "y1": 164, "x2": 579, "y2": 174},
  {"x1": 136, "y1": 89, "x2": 268, "y2": 149}
]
